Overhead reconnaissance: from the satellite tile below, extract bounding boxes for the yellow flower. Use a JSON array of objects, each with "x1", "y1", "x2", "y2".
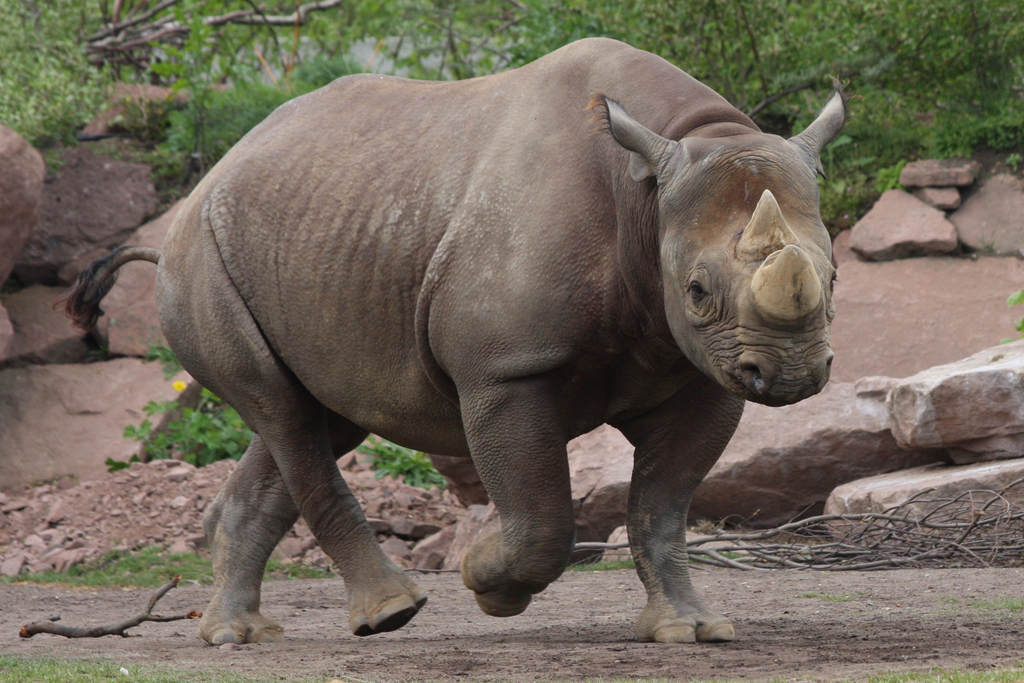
[{"x1": 172, "y1": 380, "x2": 187, "y2": 393}]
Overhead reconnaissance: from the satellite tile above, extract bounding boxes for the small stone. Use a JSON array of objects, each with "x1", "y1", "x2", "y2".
[
  {"x1": 167, "y1": 539, "x2": 190, "y2": 554},
  {"x1": 219, "y1": 643, "x2": 241, "y2": 651},
  {"x1": 45, "y1": 500, "x2": 65, "y2": 525},
  {"x1": 365, "y1": 517, "x2": 392, "y2": 534},
  {"x1": 276, "y1": 537, "x2": 304, "y2": 559},
  {"x1": 912, "y1": 186, "x2": 961, "y2": 210},
  {"x1": 410, "y1": 524, "x2": 457, "y2": 570},
  {"x1": 379, "y1": 536, "x2": 411, "y2": 561},
  {"x1": 164, "y1": 467, "x2": 193, "y2": 483},
  {"x1": 169, "y1": 495, "x2": 189, "y2": 509},
  {"x1": 899, "y1": 158, "x2": 979, "y2": 187},
  {"x1": 0, "y1": 554, "x2": 27, "y2": 577},
  {"x1": 601, "y1": 525, "x2": 630, "y2": 562}
]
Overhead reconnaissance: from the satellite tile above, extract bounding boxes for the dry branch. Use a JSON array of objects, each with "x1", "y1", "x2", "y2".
[
  {"x1": 19, "y1": 575, "x2": 201, "y2": 639},
  {"x1": 577, "y1": 479, "x2": 1024, "y2": 571},
  {"x1": 87, "y1": 0, "x2": 345, "y2": 66}
]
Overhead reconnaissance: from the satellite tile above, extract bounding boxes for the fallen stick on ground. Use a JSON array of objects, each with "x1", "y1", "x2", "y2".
[{"x1": 19, "y1": 575, "x2": 201, "y2": 639}]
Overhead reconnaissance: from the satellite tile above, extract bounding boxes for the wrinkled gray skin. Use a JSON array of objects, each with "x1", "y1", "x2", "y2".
[{"x1": 150, "y1": 38, "x2": 844, "y2": 644}]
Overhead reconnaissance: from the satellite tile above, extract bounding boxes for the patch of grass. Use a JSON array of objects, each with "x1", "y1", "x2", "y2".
[
  {"x1": 567, "y1": 558, "x2": 635, "y2": 572},
  {"x1": 968, "y1": 598, "x2": 1024, "y2": 612},
  {"x1": 866, "y1": 667, "x2": 1024, "y2": 683},
  {"x1": 0, "y1": 546, "x2": 332, "y2": 589},
  {"x1": 798, "y1": 591, "x2": 862, "y2": 603},
  {"x1": 0, "y1": 656, "x2": 271, "y2": 683}
]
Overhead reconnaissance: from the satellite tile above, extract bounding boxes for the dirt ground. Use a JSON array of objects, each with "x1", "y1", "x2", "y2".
[{"x1": 2, "y1": 567, "x2": 1022, "y2": 681}]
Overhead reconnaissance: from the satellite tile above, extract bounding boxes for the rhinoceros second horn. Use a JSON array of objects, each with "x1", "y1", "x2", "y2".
[{"x1": 751, "y1": 244, "x2": 823, "y2": 321}]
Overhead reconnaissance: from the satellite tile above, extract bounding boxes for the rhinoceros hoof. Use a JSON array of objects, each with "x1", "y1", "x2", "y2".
[
  {"x1": 636, "y1": 613, "x2": 735, "y2": 643},
  {"x1": 350, "y1": 593, "x2": 427, "y2": 637},
  {"x1": 472, "y1": 585, "x2": 533, "y2": 617},
  {"x1": 201, "y1": 613, "x2": 285, "y2": 645}
]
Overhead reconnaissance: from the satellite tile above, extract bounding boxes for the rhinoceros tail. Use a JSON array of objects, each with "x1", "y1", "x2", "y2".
[{"x1": 59, "y1": 246, "x2": 162, "y2": 333}]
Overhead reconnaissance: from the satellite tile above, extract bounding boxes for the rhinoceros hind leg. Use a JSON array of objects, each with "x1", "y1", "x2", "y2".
[{"x1": 199, "y1": 434, "x2": 296, "y2": 645}]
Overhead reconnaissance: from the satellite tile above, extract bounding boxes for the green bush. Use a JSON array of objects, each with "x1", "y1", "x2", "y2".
[
  {"x1": 0, "y1": 0, "x2": 109, "y2": 145},
  {"x1": 357, "y1": 436, "x2": 446, "y2": 489},
  {"x1": 123, "y1": 389, "x2": 253, "y2": 467}
]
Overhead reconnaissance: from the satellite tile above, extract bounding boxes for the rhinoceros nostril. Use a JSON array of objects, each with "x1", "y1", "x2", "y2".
[{"x1": 739, "y1": 362, "x2": 766, "y2": 394}]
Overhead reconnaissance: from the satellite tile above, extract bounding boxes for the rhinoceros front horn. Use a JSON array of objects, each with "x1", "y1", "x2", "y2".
[
  {"x1": 751, "y1": 244, "x2": 822, "y2": 322},
  {"x1": 737, "y1": 189, "x2": 799, "y2": 261}
]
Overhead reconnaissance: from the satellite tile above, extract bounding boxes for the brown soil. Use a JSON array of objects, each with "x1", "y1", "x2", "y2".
[{"x1": 3, "y1": 567, "x2": 1023, "y2": 681}]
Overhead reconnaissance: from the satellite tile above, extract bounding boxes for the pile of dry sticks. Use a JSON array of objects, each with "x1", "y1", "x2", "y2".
[{"x1": 577, "y1": 479, "x2": 1024, "y2": 571}]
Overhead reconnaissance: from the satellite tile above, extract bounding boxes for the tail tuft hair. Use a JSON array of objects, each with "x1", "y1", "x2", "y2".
[
  {"x1": 57, "y1": 246, "x2": 161, "y2": 333},
  {"x1": 586, "y1": 92, "x2": 613, "y2": 136}
]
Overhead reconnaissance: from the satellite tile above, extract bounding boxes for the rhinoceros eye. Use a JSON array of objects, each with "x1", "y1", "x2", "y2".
[{"x1": 688, "y1": 281, "x2": 708, "y2": 303}]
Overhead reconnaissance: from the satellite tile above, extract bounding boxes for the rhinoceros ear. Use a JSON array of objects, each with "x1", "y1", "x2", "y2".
[
  {"x1": 788, "y1": 80, "x2": 849, "y2": 174},
  {"x1": 592, "y1": 94, "x2": 678, "y2": 182}
]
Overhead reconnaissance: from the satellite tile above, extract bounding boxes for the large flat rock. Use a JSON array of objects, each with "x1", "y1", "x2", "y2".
[
  {"x1": 949, "y1": 174, "x2": 1024, "y2": 255},
  {"x1": 888, "y1": 341, "x2": 1024, "y2": 464},
  {"x1": 13, "y1": 146, "x2": 157, "y2": 284},
  {"x1": 690, "y1": 378, "x2": 946, "y2": 528},
  {"x1": 899, "y1": 158, "x2": 979, "y2": 188},
  {"x1": 0, "y1": 285, "x2": 89, "y2": 366},
  {"x1": 824, "y1": 459, "x2": 1024, "y2": 516},
  {"x1": 850, "y1": 190, "x2": 958, "y2": 261},
  {"x1": 0, "y1": 359, "x2": 192, "y2": 488},
  {"x1": 0, "y1": 125, "x2": 44, "y2": 286},
  {"x1": 829, "y1": 256, "x2": 1024, "y2": 382},
  {"x1": 93, "y1": 200, "x2": 185, "y2": 356}
]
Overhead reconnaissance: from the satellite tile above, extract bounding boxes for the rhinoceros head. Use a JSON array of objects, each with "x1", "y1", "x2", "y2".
[{"x1": 602, "y1": 87, "x2": 847, "y2": 406}]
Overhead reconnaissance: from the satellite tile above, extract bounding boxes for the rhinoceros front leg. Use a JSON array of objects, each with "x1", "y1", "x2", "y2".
[
  {"x1": 614, "y1": 377, "x2": 744, "y2": 643},
  {"x1": 457, "y1": 378, "x2": 576, "y2": 617}
]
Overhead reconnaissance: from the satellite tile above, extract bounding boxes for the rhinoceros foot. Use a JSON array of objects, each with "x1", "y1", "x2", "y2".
[
  {"x1": 635, "y1": 602, "x2": 735, "y2": 643},
  {"x1": 200, "y1": 609, "x2": 285, "y2": 645},
  {"x1": 347, "y1": 568, "x2": 428, "y2": 637},
  {"x1": 459, "y1": 530, "x2": 539, "y2": 617}
]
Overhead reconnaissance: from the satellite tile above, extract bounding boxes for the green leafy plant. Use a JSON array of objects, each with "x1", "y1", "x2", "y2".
[
  {"x1": 144, "y1": 343, "x2": 184, "y2": 380},
  {"x1": 1007, "y1": 153, "x2": 1023, "y2": 172},
  {"x1": 357, "y1": 436, "x2": 446, "y2": 489},
  {"x1": 123, "y1": 389, "x2": 253, "y2": 467},
  {"x1": 875, "y1": 160, "x2": 907, "y2": 193},
  {"x1": 1001, "y1": 290, "x2": 1024, "y2": 343}
]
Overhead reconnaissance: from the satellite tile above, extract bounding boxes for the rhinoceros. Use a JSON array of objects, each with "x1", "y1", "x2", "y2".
[{"x1": 66, "y1": 37, "x2": 845, "y2": 645}]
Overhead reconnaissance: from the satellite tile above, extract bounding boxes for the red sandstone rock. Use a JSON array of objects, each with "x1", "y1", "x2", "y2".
[
  {"x1": 949, "y1": 174, "x2": 1024, "y2": 255},
  {"x1": 849, "y1": 190, "x2": 958, "y2": 261},
  {"x1": 899, "y1": 158, "x2": 979, "y2": 188},
  {"x1": 912, "y1": 186, "x2": 961, "y2": 210},
  {"x1": 0, "y1": 125, "x2": 45, "y2": 286},
  {"x1": 690, "y1": 378, "x2": 947, "y2": 528},
  {"x1": 887, "y1": 341, "x2": 1024, "y2": 464},
  {"x1": 829, "y1": 256, "x2": 1024, "y2": 382},
  {"x1": 824, "y1": 460, "x2": 1024, "y2": 517},
  {"x1": 0, "y1": 359, "x2": 195, "y2": 488},
  {"x1": 428, "y1": 453, "x2": 489, "y2": 506},
  {"x1": 1, "y1": 285, "x2": 90, "y2": 365},
  {"x1": 567, "y1": 425, "x2": 633, "y2": 544},
  {"x1": 93, "y1": 200, "x2": 186, "y2": 355},
  {"x1": 411, "y1": 523, "x2": 457, "y2": 570},
  {"x1": 13, "y1": 146, "x2": 157, "y2": 283}
]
